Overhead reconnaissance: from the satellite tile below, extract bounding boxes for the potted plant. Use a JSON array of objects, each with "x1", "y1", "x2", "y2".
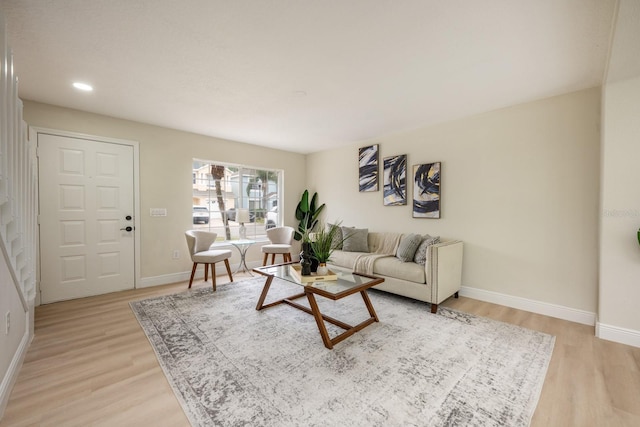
[
  {"x1": 309, "y1": 222, "x2": 344, "y2": 276},
  {"x1": 294, "y1": 190, "x2": 325, "y2": 241}
]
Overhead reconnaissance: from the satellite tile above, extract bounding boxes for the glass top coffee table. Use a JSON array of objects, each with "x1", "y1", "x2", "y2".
[{"x1": 253, "y1": 262, "x2": 384, "y2": 349}]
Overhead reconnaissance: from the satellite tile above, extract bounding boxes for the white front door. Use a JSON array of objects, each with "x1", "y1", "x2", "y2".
[{"x1": 38, "y1": 133, "x2": 136, "y2": 303}]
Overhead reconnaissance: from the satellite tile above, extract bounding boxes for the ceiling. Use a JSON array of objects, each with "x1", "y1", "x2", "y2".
[{"x1": 2, "y1": 0, "x2": 618, "y2": 154}]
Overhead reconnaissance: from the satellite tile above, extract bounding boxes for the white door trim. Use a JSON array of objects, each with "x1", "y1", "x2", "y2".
[{"x1": 31, "y1": 127, "x2": 141, "y2": 306}]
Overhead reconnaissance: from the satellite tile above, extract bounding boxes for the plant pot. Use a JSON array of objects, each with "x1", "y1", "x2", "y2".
[{"x1": 316, "y1": 263, "x2": 329, "y2": 276}]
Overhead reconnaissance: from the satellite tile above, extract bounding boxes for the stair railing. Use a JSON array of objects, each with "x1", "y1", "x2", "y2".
[{"x1": 1, "y1": 19, "x2": 37, "y2": 311}]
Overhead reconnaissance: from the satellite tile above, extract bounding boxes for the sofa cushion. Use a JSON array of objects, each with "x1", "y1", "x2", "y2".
[
  {"x1": 396, "y1": 233, "x2": 422, "y2": 262},
  {"x1": 328, "y1": 223, "x2": 343, "y2": 250},
  {"x1": 328, "y1": 250, "x2": 362, "y2": 269},
  {"x1": 413, "y1": 235, "x2": 440, "y2": 265},
  {"x1": 342, "y1": 227, "x2": 369, "y2": 252},
  {"x1": 373, "y1": 256, "x2": 426, "y2": 284}
]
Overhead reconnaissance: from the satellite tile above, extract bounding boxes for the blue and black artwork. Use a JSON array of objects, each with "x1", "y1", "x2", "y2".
[
  {"x1": 359, "y1": 144, "x2": 379, "y2": 192},
  {"x1": 413, "y1": 162, "x2": 441, "y2": 218},
  {"x1": 383, "y1": 154, "x2": 407, "y2": 206}
]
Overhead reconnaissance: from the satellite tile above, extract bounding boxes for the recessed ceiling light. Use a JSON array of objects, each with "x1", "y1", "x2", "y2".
[{"x1": 72, "y1": 82, "x2": 93, "y2": 91}]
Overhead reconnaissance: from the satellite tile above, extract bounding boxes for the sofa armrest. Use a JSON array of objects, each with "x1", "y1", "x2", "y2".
[{"x1": 426, "y1": 240, "x2": 464, "y2": 304}]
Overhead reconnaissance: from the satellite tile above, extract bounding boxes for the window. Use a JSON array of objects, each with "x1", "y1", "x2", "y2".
[{"x1": 192, "y1": 159, "x2": 282, "y2": 241}]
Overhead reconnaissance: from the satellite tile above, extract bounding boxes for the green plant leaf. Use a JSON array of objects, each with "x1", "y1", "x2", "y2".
[
  {"x1": 310, "y1": 203, "x2": 325, "y2": 224},
  {"x1": 310, "y1": 192, "x2": 318, "y2": 213},
  {"x1": 309, "y1": 221, "x2": 342, "y2": 263},
  {"x1": 299, "y1": 190, "x2": 309, "y2": 213},
  {"x1": 295, "y1": 201, "x2": 304, "y2": 220}
]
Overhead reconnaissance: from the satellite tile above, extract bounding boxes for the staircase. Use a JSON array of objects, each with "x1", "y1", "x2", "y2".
[{"x1": 0, "y1": 15, "x2": 37, "y2": 316}]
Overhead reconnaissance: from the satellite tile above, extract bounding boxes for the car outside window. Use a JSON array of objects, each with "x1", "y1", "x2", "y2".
[{"x1": 192, "y1": 206, "x2": 209, "y2": 224}]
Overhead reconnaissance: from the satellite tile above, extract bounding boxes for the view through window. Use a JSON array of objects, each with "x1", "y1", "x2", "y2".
[{"x1": 192, "y1": 160, "x2": 282, "y2": 241}]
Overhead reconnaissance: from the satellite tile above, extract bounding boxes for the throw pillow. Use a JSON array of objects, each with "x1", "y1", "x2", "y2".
[
  {"x1": 328, "y1": 223, "x2": 343, "y2": 250},
  {"x1": 396, "y1": 233, "x2": 423, "y2": 262},
  {"x1": 413, "y1": 235, "x2": 441, "y2": 265},
  {"x1": 341, "y1": 227, "x2": 369, "y2": 252}
]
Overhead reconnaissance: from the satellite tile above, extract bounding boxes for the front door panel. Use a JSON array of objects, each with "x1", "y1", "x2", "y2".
[{"x1": 39, "y1": 133, "x2": 135, "y2": 303}]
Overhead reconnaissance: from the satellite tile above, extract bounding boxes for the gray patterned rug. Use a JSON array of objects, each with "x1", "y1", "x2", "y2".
[{"x1": 130, "y1": 278, "x2": 554, "y2": 427}]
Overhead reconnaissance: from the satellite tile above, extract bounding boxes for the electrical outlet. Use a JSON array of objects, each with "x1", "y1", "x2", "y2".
[
  {"x1": 172, "y1": 250, "x2": 180, "y2": 260},
  {"x1": 5, "y1": 312, "x2": 9, "y2": 335}
]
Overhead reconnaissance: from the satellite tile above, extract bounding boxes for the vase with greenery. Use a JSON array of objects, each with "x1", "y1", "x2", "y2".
[{"x1": 309, "y1": 222, "x2": 344, "y2": 275}]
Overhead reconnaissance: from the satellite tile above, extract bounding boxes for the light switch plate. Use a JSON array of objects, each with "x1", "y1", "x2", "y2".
[{"x1": 150, "y1": 208, "x2": 167, "y2": 217}]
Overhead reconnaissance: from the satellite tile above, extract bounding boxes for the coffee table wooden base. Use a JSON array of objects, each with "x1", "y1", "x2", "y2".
[
  {"x1": 255, "y1": 274, "x2": 380, "y2": 349},
  {"x1": 306, "y1": 291, "x2": 379, "y2": 349}
]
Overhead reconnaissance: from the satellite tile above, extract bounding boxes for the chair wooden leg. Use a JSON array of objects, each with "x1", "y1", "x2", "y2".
[
  {"x1": 430, "y1": 303, "x2": 438, "y2": 314},
  {"x1": 188, "y1": 263, "x2": 198, "y2": 288},
  {"x1": 263, "y1": 253, "x2": 268, "y2": 266},
  {"x1": 271, "y1": 254, "x2": 276, "y2": 264},
  {"x1": 211, "y1": 263, "x2": 216, "y2": 291},
  {"x1": 224, "y1": 259, "x2": 233, "y2": 282},
  {"x1": 204, "y1": 264, "x2": 209, "y2": 282}
]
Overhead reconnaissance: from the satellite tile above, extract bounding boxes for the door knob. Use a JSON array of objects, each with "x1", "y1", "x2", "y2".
[{"x1": 120, "y1": 226, "x2": 133, "y2": 232}]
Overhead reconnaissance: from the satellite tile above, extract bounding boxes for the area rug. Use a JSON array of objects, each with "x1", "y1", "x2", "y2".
[{"x1": 130, "y1": 278, "x2": 555, "y2": 427}]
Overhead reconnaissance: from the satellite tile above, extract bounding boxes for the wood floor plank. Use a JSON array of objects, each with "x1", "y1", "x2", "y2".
[
  {"x1": 2, "y1": 275, "x2": 640, "y2": 426},
  {"x1": 443, "y1": 297, "x2": 640, "y2": 427}
]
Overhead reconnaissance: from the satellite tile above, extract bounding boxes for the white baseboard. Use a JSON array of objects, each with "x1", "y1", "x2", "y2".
[
  {"x1": 459, "y1": 286, "x2": 596, "y2": 326},
  {"x1": 0, "y1": 328, "x2": 31, "y2": 419},
  {"x1": 139, "y1": 272, "x2": 190, "y2": 288},
  {"x1": 596, "y1": 322, "x2": 640, "y2": 348},
  {"x1": 138, "y1": 261, "x2": 261, "y2": 289}
]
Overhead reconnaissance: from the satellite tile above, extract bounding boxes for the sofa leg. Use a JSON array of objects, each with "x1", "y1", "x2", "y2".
[
  {"x1": 454, "y1": 292, "x2": 459, "y2": 298},
  {"x1": 430, "y1": 303, "x2": 438, "y2": 314}
]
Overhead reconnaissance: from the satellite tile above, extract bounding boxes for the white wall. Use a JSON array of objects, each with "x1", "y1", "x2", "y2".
[
  {"x1": 598, "y1": 0, "x2": 640, "y2": 346},
  {"x1": 0, "y1": 254, "x2": 29, "y2": 416},
  {"x1": 599, "y1": 76, "x2": 640, "y2": 343},
  {"x1": 308, "y1": 88, "x2": 601, "y2": 318},
  {"x1": 23, "y1": 101, "x2": 307, "y2": 283},
  {"x1": 23, "y1": 86, "x2": 620, "y2": 335}
]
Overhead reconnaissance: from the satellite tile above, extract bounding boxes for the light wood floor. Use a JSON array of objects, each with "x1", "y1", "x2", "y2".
[{"x1": 2, "y1": 274, "x2": 640, "y2": 427}]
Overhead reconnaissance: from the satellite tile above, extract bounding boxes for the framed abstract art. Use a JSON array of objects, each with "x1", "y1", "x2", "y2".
[
  {"x1": 413, "y1": 162, "x2": 441, "y2": 218},
  {"x1": 383, "y1": 154, "x2": 407, "y2": 206},
  {"x1": 358, "y1": 144, "x2": 379, "y2": 192}
]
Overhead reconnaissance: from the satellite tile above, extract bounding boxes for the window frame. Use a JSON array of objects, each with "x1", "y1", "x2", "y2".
[{"x1": 192, "y1": 159, "x2": 283, "y2": 242}]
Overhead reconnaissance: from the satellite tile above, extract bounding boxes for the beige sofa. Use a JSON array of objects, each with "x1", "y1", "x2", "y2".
[{"x1": 329, "y1": 231, "x2": 463, "y2": 313}]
